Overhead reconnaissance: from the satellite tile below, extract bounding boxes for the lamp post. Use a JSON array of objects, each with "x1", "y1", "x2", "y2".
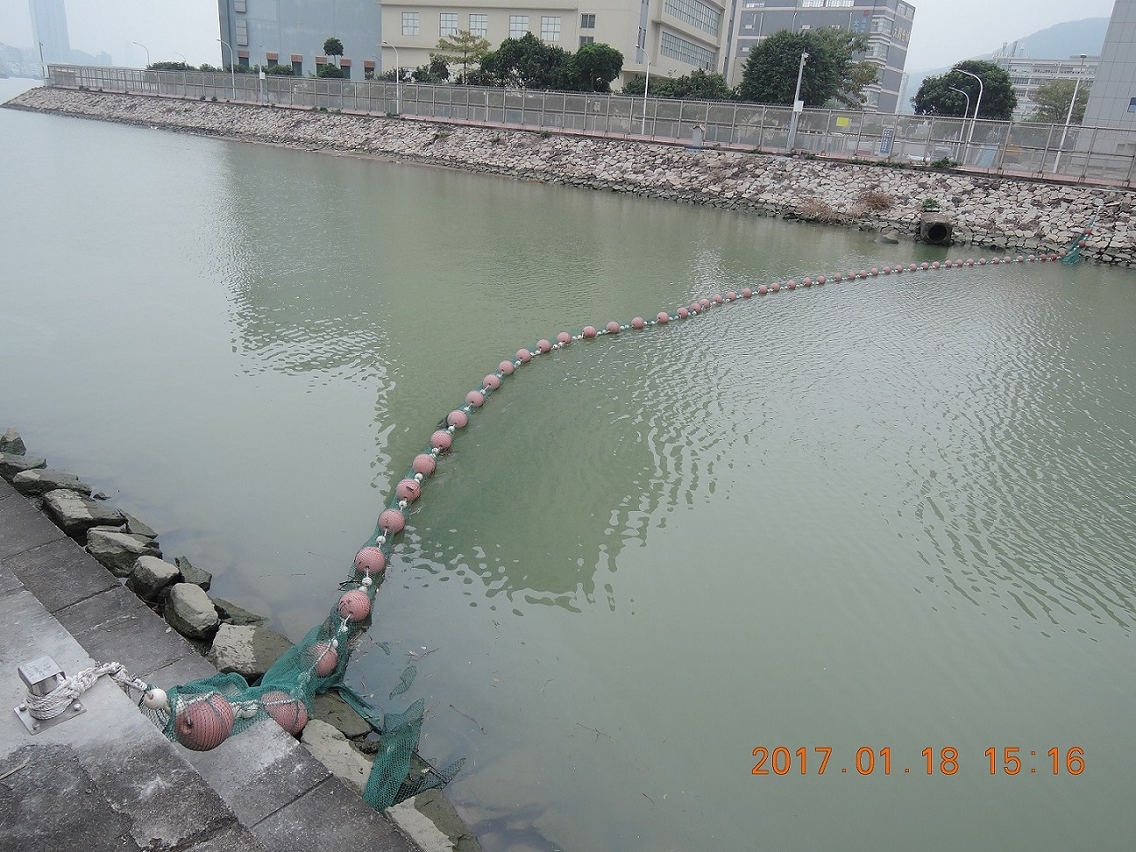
[
  {"x1": 641, "y1": 59, "x2": 650, "y2": 135},
  {"x1": 218, "y1": 38, "x2": 236, "y2": 101},
  {"x1": 786, "y1": 50, "x2": 808, "y2": 154},
  {"x1": 132, "y1": 41, "x2": 150, "y2": 69},
  {"x1": 38, "y1": 41, "x2": 45, "y2": 82},
  {"x1": 957, "y1": 68, "x2": 984, "y2": 165},
  {"x1": 175, "y1": 52, "x2": 187, "y2": 67},
  {"x1": 382, "y1": 41, "x2": 400, "y2": 114},
  {"x1": 1054, "y1": 53, "x2": 1088, "y2": 173}
]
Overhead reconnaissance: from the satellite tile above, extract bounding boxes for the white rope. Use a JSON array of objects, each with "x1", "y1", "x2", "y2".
[{"x1": 23, "y1": 662, "x2": 148, "y2": 721}]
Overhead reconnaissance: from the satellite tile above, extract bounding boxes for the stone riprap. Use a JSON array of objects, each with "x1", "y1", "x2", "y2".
[{"x1": 7, "y1": 86, "x2": 1136, "y2": 262}]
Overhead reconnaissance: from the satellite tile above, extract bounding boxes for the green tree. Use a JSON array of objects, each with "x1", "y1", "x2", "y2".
[
  {"x1": 323, "y1": 37, "x2": 344, "y2": 67},
  {"x1": 479, "y1": 33, "x2": 572, "y2": 89},
  {"x1": 149, "y1": 60, "x2": 192, "y2": 72},
  {"x1": 568, "y1": 42, "x2": 623, "y2": 92},
  {"x1": 411, "y1": 56, "x2": 451, "y2": 84},
  {"x1": 317, "y1": 63, "x2": 345, "y2": 78},
  {"x1": 912, "y1": 60, "x2": 1017, "y2": 120},
  {"x1": 737, "y1": 29, "x2": 875, "y2": 107},
  {"x1": 265, "y1": 63, "x2": 294, "y2": 76},
  {"x1": 1030, "y1": 78, "x2": 1091, "y2": 124},
  {"x1": 433, "y1": 30, "x2": 490, "y2": 83},
  {"x1": 623, "y1": 69, "x2": 733, "y2": 100}
]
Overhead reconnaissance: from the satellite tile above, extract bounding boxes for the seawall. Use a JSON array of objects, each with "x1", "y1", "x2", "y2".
[{"x1": 6, "y1": 85, "x2": 1136, "y2": 263}]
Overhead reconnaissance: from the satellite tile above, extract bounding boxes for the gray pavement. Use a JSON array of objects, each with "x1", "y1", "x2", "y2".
[{"x1": 0, "y1": 477, "x2": 418, "y2": 852}]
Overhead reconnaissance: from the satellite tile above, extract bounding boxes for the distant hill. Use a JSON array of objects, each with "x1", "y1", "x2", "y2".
[{"x1": 900, "y1": 17, "x2": 1109, "y2": 114}]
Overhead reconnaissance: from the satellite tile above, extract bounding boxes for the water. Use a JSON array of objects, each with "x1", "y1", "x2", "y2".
[{"x1": 3, "y1": 78, "x2": 1136, "y2": 851}]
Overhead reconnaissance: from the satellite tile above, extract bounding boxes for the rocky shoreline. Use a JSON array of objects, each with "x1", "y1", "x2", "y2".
[
  {"x1": 0, "y1": 426, "x2": 481, "y2": 852},
  {"x1": 7, "y1": 85, "x2": 1136, "y2": 263}
]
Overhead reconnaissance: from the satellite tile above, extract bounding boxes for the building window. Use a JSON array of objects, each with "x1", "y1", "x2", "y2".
[
  {"x1": 235, "y1": 19, "x2": 248, "y2": 47},
  {"x1": 581, "y1": 13, "x2": 596, "y2": 28},
  {"x1": 469, "y1": 14, "x2": 488, "y2": 37},
  {"x1": 440, "y1": 13, "x2": 458, "y2": 37},
  {"x1": 580, "y1": 36, "x2": 595, "y2": 47},
  {"x1": 540, "y1": 16, "x2": 561, "y2": 42},
  {"x1": 871, "y1": 17, "x2": 893, "y2": 35},
  {"x1": 802, "y1": 0, "x2": 824, "y2": 7},
  {"x1": 402, "y1": 12, "x2": 420, "y2": 37},
  {"x1": 742, "y1": 0, "x2": 764, "y2": 7},
  {"x1": 1128, "y1": 98, "x2": 1136, "y2": 114},
  {"x1": 664, "y1": 0, "x2": 721, "y2": 37},
  {"x1": 510, "y1": 15, "x2": 529, "y2": 38},
  {"x1": 659, "y1": 31, "x2": 715, "y2": 69},
  {"x1": 826, "y1": 0, "x2": 853, "y2": 7},
  {"x1": 292, "y1": 59, "x2": 303, "y2": 75},
  {"x1": 234, "y1": 0, "x2": 246, "y2": 11}
]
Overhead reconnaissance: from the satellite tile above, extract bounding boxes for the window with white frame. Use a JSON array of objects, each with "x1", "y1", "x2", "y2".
[
  {"x1": 801, "y1": 0, "x2": 824, "y2": 7},
  {"x1": 826, "y1": 0, "x2": 853, "y2": 7},
  {"x1": 235, "y1": 19, "x2": 248, "y2": 46},
  {"x1": 469, "y1": 14, "x2": 488, "y2": 37},
  {"x1": 509, "y1": 15, "x2": 529, "y2": 38},
  {"x1": 402, "y1": 12, "x2": 419, "y2": 36},
  {"x1": 540, "y1": 16, "x2": 561, "y2": 42},
  {"x1": 440, "y1": 13, "x2": 458, "y2": 37}
]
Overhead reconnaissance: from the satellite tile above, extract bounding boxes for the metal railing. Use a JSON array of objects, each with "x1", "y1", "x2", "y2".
[{"x1": 45, "y1": 64, "x2": 1136, "y2": 187}]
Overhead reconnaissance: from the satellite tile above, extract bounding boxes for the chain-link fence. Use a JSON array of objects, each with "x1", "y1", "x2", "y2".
[{"x1": 46, "y1": 64, "x2": 1136, "y2": 187}]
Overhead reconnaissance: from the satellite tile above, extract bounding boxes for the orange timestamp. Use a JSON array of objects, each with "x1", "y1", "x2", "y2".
[{"x1": 750, "y1": 746, "x2": 1085, "y2": 776}]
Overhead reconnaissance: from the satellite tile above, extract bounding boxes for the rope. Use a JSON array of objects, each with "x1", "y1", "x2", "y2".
[{"x1": 23, "y1": 662, "x2": 149, "y2": 721}]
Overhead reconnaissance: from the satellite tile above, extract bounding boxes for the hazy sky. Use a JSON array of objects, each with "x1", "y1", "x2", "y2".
[{"x1": 0, "y1": 0, "x2": 1121, "y2": 71}]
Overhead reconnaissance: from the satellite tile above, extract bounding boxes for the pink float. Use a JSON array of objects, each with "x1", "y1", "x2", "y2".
[
  {"x1": 466, "y1": 390, "x2": 485, "y2": 407},
  {"x1": 430, "y1": 430, "x2": 452, "y2": 450},
  {"x1": 261, "y1": 691, "x2": 308, "y2": 736},
  {"x1": 742, "y1": 287, "x2": 753, "y2": 298},
  {"x1": 308, "y1": 641, "x2": 338, "y2": 678},
  {"x1": 657, "y1": 311, "x2": 670, "y2": 323},
  {"x1": 582, "y1": 326, "x2": 597, "y2": 338},
  {"x1": 412, "y1": 454, "x2": 436, "y2": 476},
  {"x1": 396, "y1": 478, "x2": 421, "y2": 502},
  {"x1": 355, "y1": 546, "x2": 386, "y2": 574},
  {"x1": 870, "y1": 268, "x2": 879, "y2": 276},
  {"x1": 498, "y1": 360, "x2": 515, "y2": 375},
  {"x1": 447, "y1": 410, "x2": 468, "y2": 428},
  {"x1": 726, "y1": 291, "x2": 737, "y2": 301},
  {"x1": 802, "y1": 278, "x2": 812, "y2": 287},
  {"x1": 699, "y1": 298, "x2": 711, "y2": 309},
  {"x1": 606, "y1": 321, "x2": 621, "y2": 334},
  {"x1": 557, "y1": 331, "x2": 572, "y2": 345},
  {"x1": 516, "y1": 348, "x2": 532, "y2": 362},
  {"x1": 712, "y1": 294, "x2": 723, "y2": 304},
  {"x1": 632, "y1": 317, "x2": 646, "y2": 329},
  {"x1": 175, "y1": 693, "x2": 235, "y2": 752},
  {"x1": 770, "y1": 283, "x2": 780, "y2": 292},
  {"x1": 817, "y1": 276, "x2": 826, "y2": 285},
  {"x1": 537, "y1": 339, "x2": 552, "y2": 353},
  {"x1": 757, "y1": 285, "x2": 768, "y2": 295},
  {"x1": 379, "y1": 508, "x2": 406, "y2": 533},
  {"x1": 677, "y1": 307, "x2": 690, "y2": 318},
  {"x1": 338, "y1": 590, "x2": 372, "y2": 623},
  {"x1": 786, "y1": 280, "x2": 796, "y2": 290},
  {"x1": 483, "y1": 374, "x2": 501, "y2": 390}
]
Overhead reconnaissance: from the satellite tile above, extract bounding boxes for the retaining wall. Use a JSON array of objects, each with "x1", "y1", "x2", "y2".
[{"x1": 8, "y1": 86, "x2": 1136, "y2": 263}]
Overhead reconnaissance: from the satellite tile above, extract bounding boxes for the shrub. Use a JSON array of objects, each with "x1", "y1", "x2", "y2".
[
  {"x1": 861, "y1": 190, "x2": 894, "y2": 212},
  {"x1": 796, "y1": 199, "x2": 845, "y2": 224},
  {"x1": 921, "y1": 198, "x2": 941, "y2": 212}
]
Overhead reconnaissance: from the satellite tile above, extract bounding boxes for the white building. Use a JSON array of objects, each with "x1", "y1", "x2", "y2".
[{"x1": 1083, "y1": 0, "x2": 1136, "y2": 127}]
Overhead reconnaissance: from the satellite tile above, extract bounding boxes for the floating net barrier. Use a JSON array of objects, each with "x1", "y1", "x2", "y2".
[{"x1": 134, "y1": 234, "x2": 1090, "y2": 812}]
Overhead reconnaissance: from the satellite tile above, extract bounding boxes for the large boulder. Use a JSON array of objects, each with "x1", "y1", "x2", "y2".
[
  {"x1": 11, "y1": 468, "x2": 93, "y2": 497},
  {"x1": 312, "y1": 691, "x2": 373, "y2": 739},
  {"x1": 213, "y1": 597, "x2": 268, "y2": 626},
  {"x1": 164, "y1": 583, "x2": 219, "y2": 640},
  {"x1": 175, "y1": 555, "x2": 212, "y2": 591},
  {"x1": 0, "y1": 428, "x2": 26, "y2": 455},
  {"x1": 86, "y1": 528, "x2": 162, "y2": 577},
  {"x1": 205, "y1": 623, "x2": 293, "y2": 681},
  {"x1": 300, "y1": 719, "x2": 374, "y2": 794},
  {"x1": 126, "y1": 555, "x2": 180, "y2": 600},
  {"x1": 0, "y1": 452, "x2": 46, "y2": 482},
  {"x1": 43, "y1": 489, "x2": 126, "y2": 536}
]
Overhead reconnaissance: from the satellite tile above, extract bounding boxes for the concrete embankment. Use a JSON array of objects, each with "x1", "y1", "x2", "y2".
[{"x1": 7, "y1": 85, "x2": 1136, "y2": 263}]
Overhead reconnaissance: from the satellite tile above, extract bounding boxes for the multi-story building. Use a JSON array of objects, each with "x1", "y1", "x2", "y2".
[
  {"x1": 217, "y1": 0, "x2": 728, "y2": 85},
  {"x1": 218, "y1": 0, "x2": 382, "y2": 79},
  {"x1": 722, "y1": 0, "x2": 915, "y2": 113},
  {"x1": 992, "y1": 45, "x2": 1098, "y2": 123},
  {"x1": 29, "y1": 0, "x2": 71, "y2": 67},
  {"x1": 1082, "y1": 0, "x2": 1136, "y2": 128}
]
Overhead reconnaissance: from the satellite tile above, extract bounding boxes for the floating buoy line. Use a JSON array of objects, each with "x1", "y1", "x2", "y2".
[{"x1": 47, "y1": 230, "x2": 1085, "y2": 813}]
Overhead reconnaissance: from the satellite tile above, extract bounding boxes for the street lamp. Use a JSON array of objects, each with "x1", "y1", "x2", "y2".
[
  {"x1": 38, "y1": 41, "x2": 45, "y2": 82},
  {"x1": 382, "y1": 41, "x2": 400, "y2": 114},
  {"x1": 641, "y1": 59, "x2": 650, "y2": 135},
  {"x1": 1054, "y1": 53, "x2": 1089, "y2": 173},
  {"x1": 957, "y1": 68, "x2": 984, "y2": 165},
  {"x1": 218, "y1": 38, "x2": 236, "y2": 101},
  {"x1": 133, "y1": 41, "x2": 150, "y2": 69},
  {"x1": 175, "y1": 52, "x2": 188, "y2": 67},
  {"x1": 786, "y1": 50, "x2": 808, "y2": 154}
]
